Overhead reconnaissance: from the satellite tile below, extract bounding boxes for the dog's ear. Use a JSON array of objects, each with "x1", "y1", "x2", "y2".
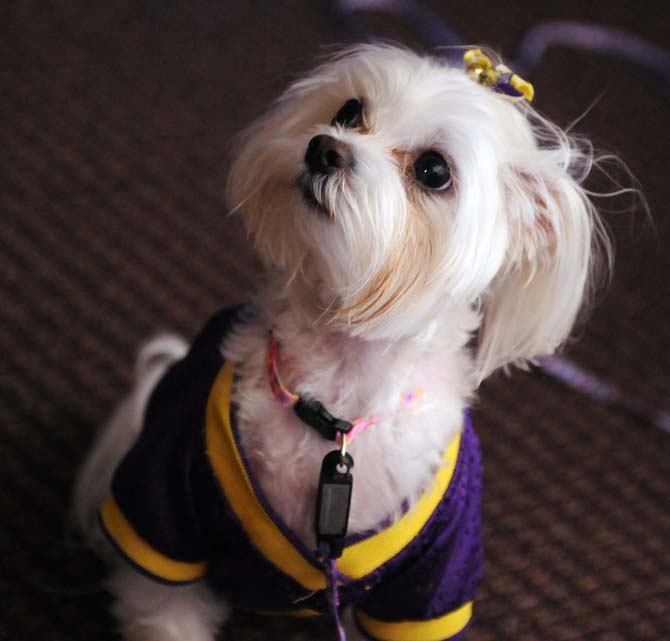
[{"x1": 474, "y1": 149, "x2": 610, "y2": 382}]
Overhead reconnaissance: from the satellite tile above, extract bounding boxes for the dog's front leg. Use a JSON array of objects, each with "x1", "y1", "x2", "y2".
[{"x1": 109, "y1": 564, "x2": 229, "y2": 641}]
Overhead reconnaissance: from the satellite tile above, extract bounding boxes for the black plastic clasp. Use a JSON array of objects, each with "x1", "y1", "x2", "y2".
[{"x1": 293, "y1": 397, "x2": 353, "y2": 441}]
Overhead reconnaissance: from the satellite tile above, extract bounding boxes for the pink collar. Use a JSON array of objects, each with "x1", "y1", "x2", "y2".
[{"x1": 265, "y1": 334, "x2": 422, "y2": 445}]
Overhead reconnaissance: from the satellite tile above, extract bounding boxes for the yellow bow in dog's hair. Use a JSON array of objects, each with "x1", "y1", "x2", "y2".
[{"x1": 464, "y1": 48, "x2": 534, "y2": 103}]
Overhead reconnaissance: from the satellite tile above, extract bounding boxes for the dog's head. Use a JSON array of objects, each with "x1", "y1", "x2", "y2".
[{"x1": 227, "y1": 44, "x2": 610, "y2": 380}]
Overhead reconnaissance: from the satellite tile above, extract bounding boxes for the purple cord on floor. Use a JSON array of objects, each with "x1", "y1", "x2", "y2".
[
  {"x1": 514, "y1": 21, "x2": 670, "y2": 83},
  {"x1": 539, "y1": 356, "x2": 670, "y2": 434},
  {"x1": 332, "y1": 0, "x2": 670, "y2": 90},
  {"x1": 317, "y1": 542, "x2": 348, "y2": 641}
]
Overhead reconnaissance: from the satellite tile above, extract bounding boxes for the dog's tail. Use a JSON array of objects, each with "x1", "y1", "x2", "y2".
[{"x1": 71, "y1": 335, "x2": 188, "y2": 550}]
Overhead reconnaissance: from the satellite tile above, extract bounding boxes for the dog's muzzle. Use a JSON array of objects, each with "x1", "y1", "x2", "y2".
[
  {"x1": 304, "y1": 135, "x2": 353, "y2": 175},
  {"x1": 301, "y1": 135, "x2": 353, "y2": 216}
]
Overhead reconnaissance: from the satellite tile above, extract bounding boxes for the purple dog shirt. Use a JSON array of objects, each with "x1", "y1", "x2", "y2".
[{"x1": 99, "y1": 307, "x2": 483, "y2": 641}]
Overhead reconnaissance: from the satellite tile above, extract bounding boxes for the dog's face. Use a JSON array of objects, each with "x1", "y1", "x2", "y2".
[{"x1": 228, "y1": 45, "x2": 608, "y2": 379}]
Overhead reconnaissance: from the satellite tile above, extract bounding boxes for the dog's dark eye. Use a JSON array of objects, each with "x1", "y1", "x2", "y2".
[
  {"x1": 413, "y1": 151, "x2": 452, "y2": 191},
  {"x1": 331, "y1": 99, "x2": 363, "y2": 128}
]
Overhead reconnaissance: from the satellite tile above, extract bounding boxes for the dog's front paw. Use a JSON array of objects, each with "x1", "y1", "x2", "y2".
[
  {"x1": 121, "y1": 614, "x2": 223, "y2": 641},
  {"x1": 111, "y1": 566, "x2": 228, "y2": 641},
  {"x1": 121, "y1": 615, "x2": 221, "y2": 641}
]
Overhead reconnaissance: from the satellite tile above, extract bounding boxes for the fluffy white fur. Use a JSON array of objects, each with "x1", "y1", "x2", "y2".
[{"x1": 74, "y1": 44, "x2": 610, "y2": 641}]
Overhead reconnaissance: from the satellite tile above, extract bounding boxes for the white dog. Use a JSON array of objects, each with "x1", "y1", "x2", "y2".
[{"x1": 73, "y1": 44, "x2": 610, "y2": 641}]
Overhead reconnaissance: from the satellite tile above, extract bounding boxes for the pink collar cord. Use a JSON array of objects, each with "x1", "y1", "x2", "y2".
[{"x1": 266, "y1": 334, "x2": 422, "y2": 446}]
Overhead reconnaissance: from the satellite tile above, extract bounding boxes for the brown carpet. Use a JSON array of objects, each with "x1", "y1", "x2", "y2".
[{"x1": 1, "y1": 1, "x2": 668, "y2": 640}]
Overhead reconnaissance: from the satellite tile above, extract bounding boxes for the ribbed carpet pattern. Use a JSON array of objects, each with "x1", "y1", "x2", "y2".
[{"x1": 1, "y1": 2, "x2": 668, "y2": 640}]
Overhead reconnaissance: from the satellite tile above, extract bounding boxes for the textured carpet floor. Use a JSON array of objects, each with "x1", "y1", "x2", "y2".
[{"x1": 1, "y1": 1, "x2": 668, "y2": 640}]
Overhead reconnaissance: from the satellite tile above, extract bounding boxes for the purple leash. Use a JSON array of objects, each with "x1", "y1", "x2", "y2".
[
  {"x1": 318, "y1": 542, "x2": 348, "y2": 641},
  {"x1": 514, "y1": 21, "x2": 670, "y2": 84},
  {"x1": 332, "y1": 0, "x2": 463, "y2": 63},
  {"x1": 538, "y1": 356, "x2": 670, "y2": 434},
  {"x1": 332, "y1": 0, "x2": 670, "y2": 91},
  {"x1": 326, "y1": 558, "x2": 347, "y2": 641}
]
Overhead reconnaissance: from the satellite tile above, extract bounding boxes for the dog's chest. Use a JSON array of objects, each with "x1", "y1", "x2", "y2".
[{"x1": 226, "y1": 321, "x2": 470, "y2": 546}]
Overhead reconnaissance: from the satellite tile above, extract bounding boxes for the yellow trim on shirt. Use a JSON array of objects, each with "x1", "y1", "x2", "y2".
[
  {"x1": 100, "y1": 496, "x2": 208, "y2": 583},
  {"x1": 355, "y1": 601, "x2": 473, "y2": 641},
  {"x1": 340, "y1": 432, "x2": 461, "y2": 579},
  {"x1": 205, "y1": 361, "x2": 462, "y2": 591},
  {"x1": 206, "y1": 360, "x2": 327, "y2": 591}
]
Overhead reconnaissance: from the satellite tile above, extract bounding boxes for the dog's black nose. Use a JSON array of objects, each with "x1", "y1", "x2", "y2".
[{"x1": 305, "y1": 135, "x2": 353, "y2": 175}]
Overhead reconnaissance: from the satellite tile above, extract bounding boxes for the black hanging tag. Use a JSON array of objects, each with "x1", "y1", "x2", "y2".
[{"x1": 315, "y1": 450, "x2": 354, "y2": 559}]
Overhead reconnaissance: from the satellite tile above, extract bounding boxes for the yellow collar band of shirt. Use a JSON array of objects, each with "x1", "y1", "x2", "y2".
[{"x1": 206, "y1": 360, "x2": 463, "y2": 592}]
